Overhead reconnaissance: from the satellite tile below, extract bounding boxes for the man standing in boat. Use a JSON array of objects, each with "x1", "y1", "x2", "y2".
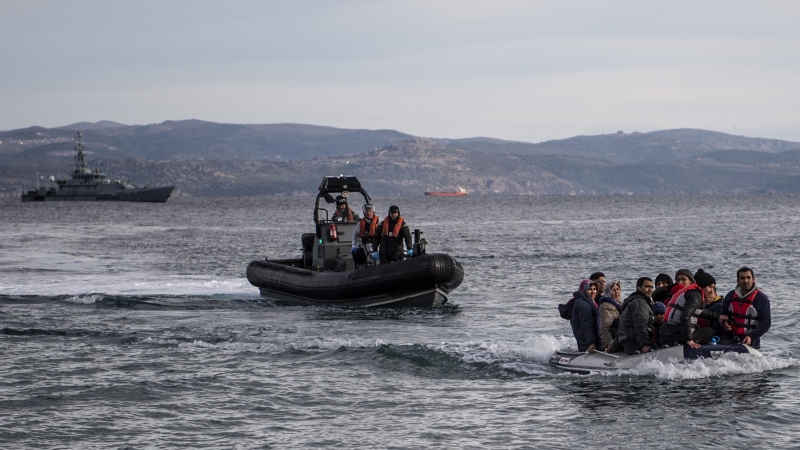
[
  {"x1": 351, "y1": 204, "x2": 380, "y2": 262},
  {"x1": 376, "y1": 205, "x2": 413, "y2": 264},
  {"x1": 332, "y1": 195, "x2": 359, "y2": 222}
]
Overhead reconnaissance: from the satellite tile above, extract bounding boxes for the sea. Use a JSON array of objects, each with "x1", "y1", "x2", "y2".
[{"x1": 2, "y1": 194, "x2": 799, "y2": 449}]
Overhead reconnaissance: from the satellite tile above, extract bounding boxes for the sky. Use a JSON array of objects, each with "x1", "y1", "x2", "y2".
[{"x1": 2, "y1": 0, "x2": 799, "y2": 142}]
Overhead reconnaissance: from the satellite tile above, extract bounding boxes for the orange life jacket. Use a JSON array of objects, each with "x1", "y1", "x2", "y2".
[
  {"x1": 381, "y1": 216, "x2": 404, "y2": 238},
  {"x1": 359, "y1": 216, "x2": 379, "y2": 238}
]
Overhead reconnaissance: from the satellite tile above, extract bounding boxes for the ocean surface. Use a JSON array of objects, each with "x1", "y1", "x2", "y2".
[{"x1": 2, "y1": 194, "x2": 799, "y2": 449}]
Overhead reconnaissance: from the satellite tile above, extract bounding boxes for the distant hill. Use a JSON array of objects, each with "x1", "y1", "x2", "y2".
[
  {"x1": 3, "y1": 137, "x2": 799, "y2": 197},
  {"x1": 2, "y1": 121, "x2": 799, "y2": 164},
  {"x1": 434, "y1": 129, "x2": 800, "y2": 162},
  {"x1": 1, "y1": 120, "x2": 414, "y2": 161}
]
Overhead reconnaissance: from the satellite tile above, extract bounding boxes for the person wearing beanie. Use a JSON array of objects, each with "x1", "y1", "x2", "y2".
[
  {"x1": 652, "y1": 273, "x2": 676, "y2": 303},
  {"x1": 655, "y1": 273, "x2": 673, "y2": 289},
  {"x1": 720, "y1": 267, "x2": 771, "y2": 349},
  {"x1": 675, "y1": 269, "x2": 694, "y2": 286},
  {"x1": 660, "y1": 269, "x2": 727, "y2": 348},
  {"x1": 651, "y1": 301, "x2": 667, "y2": 347},
  {"x1": 614, "y1": 277, "x2": 656, "y2": 355},
  {"x1": 375, "y1": 205, "x2": 412, "y2": 264},
  {"x1": 566, "y1": 279, "x2": 602, "y2": 353}
]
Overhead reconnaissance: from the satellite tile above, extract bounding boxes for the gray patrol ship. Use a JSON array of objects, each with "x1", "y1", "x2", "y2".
[{"x1": 21, "y1": 132, "x2": 175, "y2": 202}]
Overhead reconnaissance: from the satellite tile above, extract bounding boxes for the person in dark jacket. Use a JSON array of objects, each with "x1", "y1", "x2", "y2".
[
  {"x1": 615, "y1": 277, "x2": 656, "y2": 354},
  {"x1": 698, "y1": 283, "x2": 724, "y2": 335},
  {"x1": 652, "y1": 269, "x2": 693, "y2": 304},
  {"x1": 651, "y1": 301, "x2": 666, "y2": 348},
  {"x1": 376, "y1": 205, "x2": 412, "y2": 264},
  {"x1": 568, "y1": 279, "x2": 602, "y2": 353},
  {"x1": 720, "y1": 267, "x2": 771, "y2": 349},
  {"x1": 589, "y1": 272, "x2": 606, "y2": 301},
  {"x1": 655, "y1": 273, "x2": 673, "y2": 290},
  {"x1": 331, "y1": 195, "x2": 360, "y2": 222},
  {"x1": 660, "y1": 269, "x2": 726, "y2": 348}
]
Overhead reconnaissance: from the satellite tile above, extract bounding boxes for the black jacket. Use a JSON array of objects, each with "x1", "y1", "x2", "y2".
[
  {"x1": 376, "y1": 217, "x2": 412, "y2": 263},
  {"x1": 660, "y1": 288, "x2": 720, "y2": 344},
  {"x1": 569, "y1": 292, "x2": 602, "y2": 351},
  {"x1": 616, "y1": 290, "x2": 655, "y2": 350}
]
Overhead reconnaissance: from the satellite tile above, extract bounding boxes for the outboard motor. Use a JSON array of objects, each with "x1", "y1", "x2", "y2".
[{"x1": 412, "y1": 229, "x2": 427, "y2": 257}]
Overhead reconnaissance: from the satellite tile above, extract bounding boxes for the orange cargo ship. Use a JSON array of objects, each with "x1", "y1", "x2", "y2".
[{"x1": 424, "y1": 187, "x2": 468, "y2": 197}]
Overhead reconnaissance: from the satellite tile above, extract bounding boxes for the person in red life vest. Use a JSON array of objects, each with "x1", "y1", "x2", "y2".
[
  {"x1": 376, "y1": 205, "x2": 412, "y2": 264},
  {"x1": 659, "y1": 269, "x2": 727, "y2": 349},
  {"x1": 720, "y1": 267, "x2": 771, "y2": 349},
  {"x1": 613, "y1": 277, "x2": 656, "y2": 354},
  {"x1": 350, "y1": 204, "x2": 379, "y2": 262},
  {"x1": 332, "y1": 195, "x2": 360, "y2": 223}
]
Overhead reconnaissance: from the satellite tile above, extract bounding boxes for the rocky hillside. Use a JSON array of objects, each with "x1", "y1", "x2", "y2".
[{"x1": 4, "y1": 138, "x2": 800, "y2": 197}]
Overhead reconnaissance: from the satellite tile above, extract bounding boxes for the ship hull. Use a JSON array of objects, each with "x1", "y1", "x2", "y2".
[
  {"x1": 21, "y1": 186, "x2": 175, "y2": 202},
  {"x1": 424, "y1": 192, "x2": 468, "y2": 197}
]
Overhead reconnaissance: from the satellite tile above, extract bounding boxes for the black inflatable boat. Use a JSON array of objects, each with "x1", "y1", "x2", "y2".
[{"x1": 246, "y1": 176, "x2": 464, "y2": 307}]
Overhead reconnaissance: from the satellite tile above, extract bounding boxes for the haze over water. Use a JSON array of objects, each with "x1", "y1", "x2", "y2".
[{"x1": 2, "y1": 194, "x2": 799, "y2": 448}]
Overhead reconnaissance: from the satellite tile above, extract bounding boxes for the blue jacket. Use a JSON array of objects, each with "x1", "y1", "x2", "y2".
[
  {"x1": 569, "y1": 291, "x2": 602, "y2": 351},
  {"x1": 721, "y1": 287, "x2": 771, "y2": 349}
]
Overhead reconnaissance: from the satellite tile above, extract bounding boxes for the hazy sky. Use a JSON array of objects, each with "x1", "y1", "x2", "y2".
[{"x1": 2, "y1": 0, "x2": 799, "y2": 142}]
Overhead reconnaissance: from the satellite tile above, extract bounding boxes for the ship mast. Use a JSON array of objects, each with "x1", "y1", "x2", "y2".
[{"x1": 73, "y1": 131, "x2": 91, "y2": 174}]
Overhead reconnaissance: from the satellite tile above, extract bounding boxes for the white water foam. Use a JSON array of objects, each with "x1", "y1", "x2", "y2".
[
  {"x1": 618, "y1": 353, "x2": 799, "y2": 380},
  {"x1": 0, "y1": 274, "x2": 260, "y2": 297},
  {"x1": 62, "y1": 294, "x2": 104, "y2": 304}
]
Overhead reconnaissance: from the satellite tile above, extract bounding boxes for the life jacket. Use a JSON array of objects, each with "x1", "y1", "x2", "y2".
[
  {"x1": 697, "y1": 296, "x2": 722, "y2": 328},
  {"x1": 358, "y1": 216, "x2": 379, "y2": 239},
  {"x1": 334, "y1": 207, "x2": 354, "y2": 222},
  {"x1": 664, "y1": 283, "x2": 703, "y2": 326},
  {"x1": 726, "y1": 288, "x2": 761, "y2": 337},
  {"x1": 381, "y1": 216, "x2": 404, "y2": 239}
]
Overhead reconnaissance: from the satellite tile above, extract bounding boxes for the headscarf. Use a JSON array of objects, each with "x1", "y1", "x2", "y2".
[
  {"x1": 603, "y1": 279, "x2": 621, "y2": 301},
  {"x1": 578, "y1": 279, "x2": 593, "y2": 296}
]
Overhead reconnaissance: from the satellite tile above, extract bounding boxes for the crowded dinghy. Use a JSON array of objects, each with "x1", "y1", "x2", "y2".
[{"x1": 550, "y1": 343, "x2": 762, "y2": 374}]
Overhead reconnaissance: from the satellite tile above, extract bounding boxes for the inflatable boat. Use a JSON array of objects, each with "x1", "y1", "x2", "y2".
[
  {"x1": 550, "y1": 344, "x2": 762, "y2": 374},
  {"x1": 246, "y1": 175, "x2": 464, "y2": 307}
]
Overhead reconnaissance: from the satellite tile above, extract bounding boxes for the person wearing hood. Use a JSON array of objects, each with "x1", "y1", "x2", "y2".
[
  {"x1": 568, "y1": 279, "x2": 602, "y2": 353},
  {"x1": 651, "y1": 301, "x2": 666, "y2": 348},
  {"x1": 660, "y1": 269, "x2": 727, "y2": 348},
  {"x1": 720, "y1": 267, "x2": 771, "y2": 349},
  {"x1": 614, "y1": 277, "x2": 656, "y2": 354},
  {"x1": 698, "y1": 283, "x2": 724, "y2": 335},
  {"x1": 597, "y1": 279, "x2": 623, "y2": 352},
  {"x1": 653, "y1": 269, "x2": 692, "y2": 304}
]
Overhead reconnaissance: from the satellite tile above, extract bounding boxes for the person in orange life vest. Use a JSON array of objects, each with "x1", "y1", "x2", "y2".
[
  {"x1": 351, "y1": 204, "x2": 379, "y2": 256},
  {"x1": 659, "y1": 269, "x2": 727, "y2": 349},
  {"x1": 332, "y1": 195, "x2": 360, "y2": 223},
  {"x1": 720, "y1": 267, "x2": 771, "y2": 349},
  {"x1": 376, "y1": 205, "x2": 412, "y2": 264}
]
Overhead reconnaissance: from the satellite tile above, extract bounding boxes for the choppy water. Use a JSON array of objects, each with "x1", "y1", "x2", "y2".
[{"x1": 2, "y1": 194, "x2": 799, "y2": 448}]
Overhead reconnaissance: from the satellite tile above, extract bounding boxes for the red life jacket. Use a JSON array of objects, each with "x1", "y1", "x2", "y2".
[
  {"x1": 358, "y1": 216, "x2": 379, "y2": 239},
  {"x1": 664, "y1": 283, "x2": 703, "y2": 326},
  {"x1": 726, "y1": 288, "x2": 761, "y2": 337},
  {"x1": 697, "y1": 296, "x2": 722, "y2": 328},
  {"x1": 381, "y1": 216, "x2": 404, "y2": 238}
]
